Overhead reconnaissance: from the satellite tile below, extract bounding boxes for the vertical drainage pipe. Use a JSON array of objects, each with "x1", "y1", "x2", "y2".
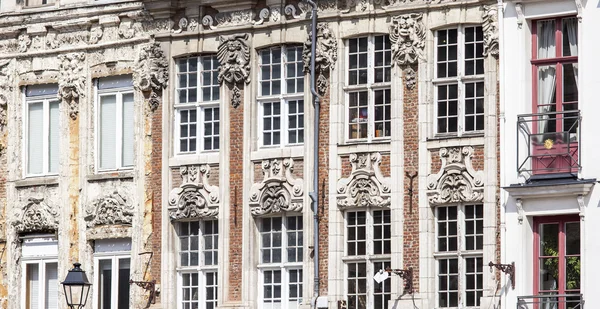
[{"x1": 305, "y1": 0, "x2": 321, "y2": 308}]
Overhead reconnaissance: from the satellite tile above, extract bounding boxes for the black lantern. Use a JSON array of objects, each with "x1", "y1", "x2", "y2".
[{"x1": 61, "y1": 263, "x2": 92, "y2": 309}]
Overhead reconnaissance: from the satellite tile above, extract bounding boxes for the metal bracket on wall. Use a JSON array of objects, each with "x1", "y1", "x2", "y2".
[
  {"x1": 488, "y1": 261, "x2": 516, "y2": 289},
  {"x1": 386, "y1": 267, "x2": 414, "y2": 294},
  {"x1": 405, "y1": 171, "x2": 418, "y2": 213},
  {"x1": 129, "y1": 279, "x2": 157, "y2": 308}
]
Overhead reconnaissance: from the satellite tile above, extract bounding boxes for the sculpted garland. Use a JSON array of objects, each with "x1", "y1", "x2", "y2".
[
  {"x1": 427, "y1": 146, "x2": 484, "y2": 204},
  {"x1": 337, "y1": 153, "x2": 391, "y2": 209},
  {"x1": 217, "y1": 34, "x2": 251, "y2": 108},
  {"x1": 168, "y1": 165, "x2": 220, "y2": 220},
  {"x1": 249, "y1": 159, "x2": 304, "y2": 216}
]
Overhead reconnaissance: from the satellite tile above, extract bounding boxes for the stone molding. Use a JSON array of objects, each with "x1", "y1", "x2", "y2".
[
  {"x1": 133, "y1": 42, "x2": 168, "y2": 112},
  {"x1": 58, "y1": 52, "x2": 86, "y2": 119},
  {"x1": 202, "y1": 9, "x2": 255, "y2": 30},
  {"x1": 337, "y1": 153, "x2": 391, "y2": 209},
  {"x1": 302, "y1": 23, "x2": 337, "y2": 95},
  {"x1": 389, "y1": 13, "x2": 426, "y2": 67},
  {"x1": 85, "y1": 190, "x2": 135, "y2": 228},
  {"x1": 168, "y1": 165, "x2": 220, "y2": 221},
  {"x1": 249, "y1": 158, "x2": 304, "y2": 216},
  {"x1": 482, "y1": 5, "x2": 499, "y2": 58},
  {"x1": 427, "y1": 146, "x2": 484, "y2": 205},
  {"x1": 12, "y1": 198, "x2": 59, "y2": 234},
  {"x1": 0, "y1": 59, "x2": 13, "y2": 130},
  {"x1": 217, "y1": 34, "x2": 251, "y2": 108}
]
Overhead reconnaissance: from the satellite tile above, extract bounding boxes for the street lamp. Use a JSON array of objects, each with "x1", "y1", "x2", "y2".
[{"x1": 61, "y1": 263, "x2": 92, "y2": 309}]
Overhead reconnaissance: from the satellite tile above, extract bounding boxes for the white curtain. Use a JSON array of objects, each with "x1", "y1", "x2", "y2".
[
  {"x1": 537, "y1": 20, "x2": 557, "y2": 140},
  {"x1": 564, "y1": 18, "x2": 578, "y2": 87}
]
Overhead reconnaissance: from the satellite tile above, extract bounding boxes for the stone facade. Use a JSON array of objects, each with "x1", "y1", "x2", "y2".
[{"x1": 0, "y1": 0, "x2": 500, "y2": 309}]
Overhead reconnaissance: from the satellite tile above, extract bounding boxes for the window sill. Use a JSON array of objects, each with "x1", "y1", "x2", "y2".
[
  {"x1": 87, "y1": 171, "x2": 134, "y2": 182},
  {"x1": 337, "y1": 140, "x2": 391, "y2": 155},
  {"x1": 15, "y1": 176, "x2": 59, "y2": 188},
  {"x1": 426, "y1": 134, "x2": 485, "y2": 149},
  {"x1": 251, "y1": 145, "x2": 304, "y2": 161},
  {"x1": 169, "y1": 152, "x2": 220, "y2": 167}
]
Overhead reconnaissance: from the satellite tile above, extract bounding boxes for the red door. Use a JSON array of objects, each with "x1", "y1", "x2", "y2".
[{"x1": 533, "y1": 216, "x2": 581, "y2": 309}]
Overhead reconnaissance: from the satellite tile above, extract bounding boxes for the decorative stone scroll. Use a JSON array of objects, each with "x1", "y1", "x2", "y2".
[
  {"x1": 389, "y1": 13, "x2": 426, "y2": 67},
  {"x1": 168, "y1": 165, "x2": 220, "y2": 220},
  {"x1": 0, "y1": 59, "x2": 13, "y2": 130},
  {"x1": 12, "y1": 198, "x2": 58, "y2": 234},
  {"x1": 249, "y1": 159, "x2": 304, "y2": 216},
  {"x1": 85, "y1": 191, "x2": 135, "y2": 228},
  {"x1": 427, "y1": 147, "x2": 484, "y2": 205},
  {"x1": 58, "y1": 53, "x2": 86, "y2": 120},
  {"x1": 133, "y1": 43, "x2": 168, "y2": 112},
  {"x1": 302, "y1": 23, "x2": 338, "y2": 95},
  {"x1": 217, "y1": 34, "x2": 251, "y2": 108},
  {"x1": 482, "y1": 5, "x2": 499, "y2": 58},
  {"x1": 337, "y1": 153, "x2": 391, "y2": 209}
]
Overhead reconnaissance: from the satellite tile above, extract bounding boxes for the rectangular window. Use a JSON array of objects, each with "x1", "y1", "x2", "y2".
[
  {"x1": 346, "y1": 35, "x2": 392, "y2": 141},
  {"x1": 259, "y1": 216, "x2": 303, "y2": 309},
  {"x1": 435, "y1": 205, "x2": 483, "y2": 308},
  {"x1": 25, "y1": 84, "x2": 60, "y2": 176},
  {"x1": 435, "y1": 26, "x2": 485, "y2": 135},
  {"x1": 22, "y1": 237, "x2": 58, "y2": 309},
  {"x1": 344, "y1": 210, "x2": 391, "y2": 309},
  {"x1": 97, "y1": 75, "x2": 134, "y2": 171},
  {"x1": 94, "y1": 238, "x2": 132, "y2": 309},
  {"x1": 178, "y1": 220, "x2": 219, "y2": 309},
  {"x1": 258, "y1": 46, "x2": 305, "y2": 147},
  {"x1": 25, "y1": 0, "x2": 54, "y2": 6},
  {"x1": 176, "y1": 56, "x2": 221, "y2": 154}
]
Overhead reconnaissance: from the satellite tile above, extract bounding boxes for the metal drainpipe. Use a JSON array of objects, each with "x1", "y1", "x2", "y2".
[{"x1": 305, "y1": 0, "x2": 321, "y2": 308}]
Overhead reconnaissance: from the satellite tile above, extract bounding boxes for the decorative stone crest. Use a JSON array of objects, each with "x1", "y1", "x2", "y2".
[
  {"x1": 403, "y1": 67, "x2": 417, "y2": 90},
  {"x1": 58, "y1": 53, "x2": 86, "y2": 119},
  {"x1": 337, "y1": 153, "x2": 391, "y2": 209},
  {"x1": 168, "y1": 165, "x2": 220, "y2": 220},
  {"x1": 427, "y1": 147, "x2": 484, "y2": 205},
  {"x1": 482, "y1": 5, "x2": 499, "y2": 58},
  {"x1": 12, "y1": 198, "x2": 58, "y2": 234},
  {"x1": 249, "y1": 159, "x2": 304, "y2": 216},
  {"x1": 217, "y1": 34, "x2": 250, "y2": 108},
  {"x1": 302, "y1": 23, "x2": 338, "y2": 95},
  {"x1": 389, "y1": 13, "x2": 426, "y2": 66},
  {"x1": 85, "y1": 191, "x2": 135, "y2": 228},
  {"x1": 133, "y1": 43, "x2": 168, "y2": 112}
]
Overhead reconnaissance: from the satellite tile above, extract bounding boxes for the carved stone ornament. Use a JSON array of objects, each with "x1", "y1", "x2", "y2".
[
  {"x1": 217, "y1": 34, "x2": 250, "y2": 107},
  {"x1": 168, "y1": 165, "x2": 220, "y2": 221},
  {"x1": 58, "y1": 53, "x2": 86, "y2": 119},
  {"x1": 249, "y1": 159, "x2": 304, "y2": 217},
  {"x1": 302, "y1": 23, "x2": 338, "y2": 95},
  {"x1": 337, "y1": 153, "x2": 391, "y2": 209},
  {"x1": 404, "y1": 66, "x2": 417, "y2": 90},
  {"x1": 389, "y1": 13, "x2": 426, "y2": 67},
  {"x1": 202, "y1": 9, "x2": 254, "y2": 29},
  {"x1": 0, "y1": 59, "x2": 13, "y2": 130},
  {"x1": 85, "y1": 191, "x2": 135, "y2": 228},
  {"x1": 482, "y1": 5, "x2": 499, "y2": 58},
  {"x1": 12, "y1": 198, "x2": 58, "y2": 234},
  {"x1": 133, "y1": 42, "x2": 168, "y2": 112},
  {"x1": 427, "y1": 147, "x2": 484, "y2": 205}
]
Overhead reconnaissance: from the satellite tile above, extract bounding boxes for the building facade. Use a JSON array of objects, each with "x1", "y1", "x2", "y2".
[
  {"x1": 0, "y1": 0, "x2": 503, "y2": 309},
  {"x1": 500, "y1": 0, "x2": 599, "y2": 308}
]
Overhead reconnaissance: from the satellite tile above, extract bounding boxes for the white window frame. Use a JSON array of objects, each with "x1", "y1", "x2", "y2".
[
  {"x1": 257, "y1": 45, "x2": 305, "y2": 148},
  {"x1": 342, "y1": 208, "x2": 392, "y2": 309},
  {"x1": 176, "y1": 220, "x2": 219, "y2": 309},
  {"x1": 93, "y1": 254, "x2": 131, "y2": 309},
  {"x1": 433, "y1": 204, "x2": 484, "y2": 309},
  {"x1": 344, "y1": 34, "x2": 392, "y2": 143},
  {"x1": 257, "y1": 215, "x2": 304, "y2": 309},
  {"x1": 175, "y1": 55, "x2": 221, "y2": 155},
  {"x1": 95, "y1": 80, "x2": 134, "y2": 172},
  {"x1": 23, "y1": 87, "x2": 60, "y2": 177},
  {"x1": 20, "y1": 236, "x2": 59, "y2": 309},
  {"x1": 433, "y1": 25, "x2": 485, "y2": 137}
]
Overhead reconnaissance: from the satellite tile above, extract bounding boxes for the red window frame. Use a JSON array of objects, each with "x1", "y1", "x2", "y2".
[
  {"x1": 533, "y1": 215, "x2": 581, "y2": 303},
  {"x1": 531, "y1": 16, "x2": 578, "y2": 132}
]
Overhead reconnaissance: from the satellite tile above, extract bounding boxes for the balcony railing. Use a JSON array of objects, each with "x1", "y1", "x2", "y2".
[
  {"x1": 517, "y1": 294, "x2": 584, "y2": 309},
  {"x1": 517, "y1": 111, "x2": 581, "y2": 176}
]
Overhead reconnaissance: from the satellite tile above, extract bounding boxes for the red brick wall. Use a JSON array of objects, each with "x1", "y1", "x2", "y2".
[
  {"x1": 430, "y1": 146, "x2": 485, "y2": 173},
  {"x1": 228, "y1": 87, "x2": 244, "y2": 301},
  {"x1": 340, "y1": 154, "x2": 391, "y2": 178},
  {"x1": 317, "y1": 81, "x2": 330, "y2": 295},
  {"x1": 150, "y1": 99, "x2": 163, "y2": 284},
  {"x1": 403, "y1": 68, "x2": 419, "y2": 291}
]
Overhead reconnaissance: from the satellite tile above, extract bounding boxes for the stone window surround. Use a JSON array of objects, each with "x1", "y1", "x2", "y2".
[
  {"x1": 92, "y1": 238, "x2": 132, "y2": 309},
  {"x1": 20, "y1": 235, "x2": 59, "y2": 309}
]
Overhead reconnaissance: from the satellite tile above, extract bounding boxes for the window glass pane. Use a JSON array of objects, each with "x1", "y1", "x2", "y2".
[
  {"x1": 262, "y1": 102, "x2": 281, "y2": 146},
  {"x1": 28, "y1": 102, "x2": 44, "y2": 174},
  {"x1": 289, "y1": 269, "x2": 303, "y2": 307},
  {"x1": 374, "y1": 89, "x2": 391, "y2": 138},
  {"x1": 117, "y1": 258, "x2": 130, "y2": 309},
  {"x1": 288, "y1": 100, "x2": 304, "y2": 144},
  {"x1": 373, "y1": 210, "x2": 391, "y2": 254},
  {"x1": 374, "y1": 261, "x2": 391, "y2": 309},
  {"x1": 465, "y1": 257, "x2": 483, "y2": 307},
  {"x1": 438, "y1": 259, "x2": 459, "y2": 308},
  {"x1": 347, "y1": 263, "x2": 367, "y2": 309},
  {"x1": 562, "y1": 18, "x2": 578, "y2": 57},
  {"x1": 437, "y1": 29, "x2": 458, "y2": 78},
  {"x1": 206, "y1": 272, "x2": 218, "y2": 309},
  {"x1": 348, "y1": 91, "x2": 369, "y2": 140},
  {"x1": 98, "y1": 260, "x2": 112, "y2": 309},
  {"x1": 347, "y1": 211, "x2": 367, "y2": 256},
  {"x1": 203, "y1": 107, "x2": 220, "y2": 151},
  {"x1": 45, "y1": 262, "x2": 58, "y2": 309},
  {"x1": 100, "y1": 95, "x2": 117, "y2": 169},
  {"x1": 121, "y1": 93, "x2": 134, "y2": 167},
  {"x1": 436, "y1": 85, "x2": 459, "y2": 134},
  {"x1": 27, "y1": 264, "x2": 40, "y2": 309},
  {"x1": 48, "y1": 101, "x2": 60, "y2": 174},
  {"x1": 287, "y1": 216, "x2": 303, "y2": 262},
  {"x1": 537, "y1": 20, "x2": 556, "y2": 59}
]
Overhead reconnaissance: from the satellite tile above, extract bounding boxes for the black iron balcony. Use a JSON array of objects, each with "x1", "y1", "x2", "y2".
[
  {"x1": 517, "y1": 294, "x2": 584, "y2": 309},
  {"x1": 517, "y1": 111, "x2": 581, "y2": 176}
]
